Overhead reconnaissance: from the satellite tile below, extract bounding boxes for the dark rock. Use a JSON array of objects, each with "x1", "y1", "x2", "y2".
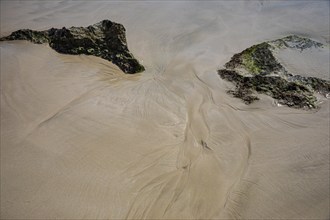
[
  {"x1": 218, "y1": 35, "x2": 329, "y2": 109},
  {"x1": 269, "y1": 35, "x2": 324, "y2": 51},
  {"x1": 0, "y1": 20, "x2": 145, "y2": 74}
]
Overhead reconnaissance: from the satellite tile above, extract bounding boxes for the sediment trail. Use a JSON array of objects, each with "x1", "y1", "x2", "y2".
[{"x1": 125, "y1": 64, "x2": 252, "y2": 219}]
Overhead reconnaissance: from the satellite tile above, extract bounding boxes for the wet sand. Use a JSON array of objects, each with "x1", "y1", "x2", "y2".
[{"x1": 1, "y1": 1, "x2": 329, "y2": 219}]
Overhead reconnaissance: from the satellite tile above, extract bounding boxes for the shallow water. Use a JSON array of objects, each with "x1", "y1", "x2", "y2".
[{"x1": 1, "y1": 1, "x2": 329, "y2": 219}]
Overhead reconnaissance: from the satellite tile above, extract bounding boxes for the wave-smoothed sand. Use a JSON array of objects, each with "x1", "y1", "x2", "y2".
[{"x1": 1, "y1": 1, "x2": 329, "y2": 219}]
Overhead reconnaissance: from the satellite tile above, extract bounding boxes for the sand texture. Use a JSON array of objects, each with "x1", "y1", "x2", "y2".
[{"x1": 1, "y1": 1, "x2": 329, "y2": 219}]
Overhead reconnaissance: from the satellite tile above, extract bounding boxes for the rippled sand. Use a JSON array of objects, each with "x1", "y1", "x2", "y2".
[{"x1": 1, "y1": 1, "x2": 329, "y2": 219}]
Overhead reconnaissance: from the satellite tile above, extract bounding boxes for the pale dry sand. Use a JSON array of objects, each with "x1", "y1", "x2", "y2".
[{"x1": 1, "y1": 1, "x2": 329, "y2": 219}]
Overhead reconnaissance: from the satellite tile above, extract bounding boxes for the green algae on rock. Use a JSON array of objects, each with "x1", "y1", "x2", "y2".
[
  {"x1": 0, "y1": 20, "x2": 145, "y2": 74},
  {"x1": 218, "y1": 35, "x2": 330, "y2": 109},
  {"x1": 224, "y1": 42, "x2": 283, "y2": 75}
]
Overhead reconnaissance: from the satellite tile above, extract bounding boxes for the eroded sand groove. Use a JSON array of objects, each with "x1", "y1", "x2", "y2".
[{"x1": 124, "y1": 66, "x2": 252, "y2": 219}]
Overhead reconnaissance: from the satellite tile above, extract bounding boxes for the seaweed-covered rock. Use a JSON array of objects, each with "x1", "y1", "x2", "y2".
[
  {"x1": 0, "y1": 20, "x2": 145, "y2": 74},
  {"x1": 218, "y1": 35, "x2": 329, "y2": 109},
  {"x1": 224, "y1": 42, "x2": 283, "y2": 75}
]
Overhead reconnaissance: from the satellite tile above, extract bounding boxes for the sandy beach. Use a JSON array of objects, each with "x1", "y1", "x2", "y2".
[{"x1": 1, "y1": 1, "x2": 329, "y2": 219}]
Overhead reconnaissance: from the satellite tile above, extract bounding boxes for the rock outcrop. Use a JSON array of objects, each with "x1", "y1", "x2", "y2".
[
  {"x1": 218, "y1": 35, "x2": 330, "y2": 109},
  {"x1": 0, "y1": 20, "x2": 145, "y2": 74}
]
